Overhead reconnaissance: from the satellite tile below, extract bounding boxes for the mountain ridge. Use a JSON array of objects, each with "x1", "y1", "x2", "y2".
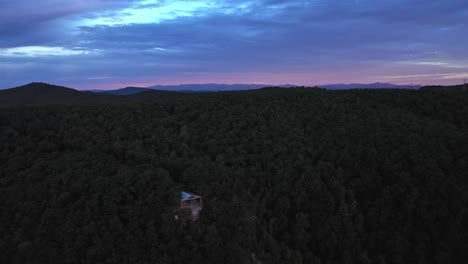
[
  {"x1": 0, "y1": 82, "x2": 110, "y2": 106},
  {"x1": 1, "y1": 82, "x2": 463, "y2": 106},
  {"x1": 319, "y1": 82, "x2": 421, "y2": 89},
  {"x1": 0, "y1": 82, "x2": 186, "y2": 106},
  {"x1": 90, "y1": 83, "x2": 298, "y2": 94},
  {"x1": 89, "y1": 82, "x2": 421, "y2": 95}
]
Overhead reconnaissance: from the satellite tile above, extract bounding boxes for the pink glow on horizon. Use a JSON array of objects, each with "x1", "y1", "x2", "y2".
[
  {"x1": 71, "y1": 77, "x2": 464, "y2": 91},
  {"x1": 60, "y1": 64, "x2": 468, "y2": 90}
]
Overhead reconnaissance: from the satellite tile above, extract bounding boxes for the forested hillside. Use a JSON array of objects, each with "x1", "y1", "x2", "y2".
[
  {"x1": 420, "y1": 84, "x2": 468, "y2": 95},
  {"x1": 0, "y1": 83, "x2": 185, "y2": 106},
  {"x1": 1, "y1": 88, "x2": 467, "y2": 263}
]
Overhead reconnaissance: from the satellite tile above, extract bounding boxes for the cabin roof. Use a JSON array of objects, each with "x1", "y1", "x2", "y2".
[{"x1": 181, "y1": 192, "x2": 201, "y2": 200}]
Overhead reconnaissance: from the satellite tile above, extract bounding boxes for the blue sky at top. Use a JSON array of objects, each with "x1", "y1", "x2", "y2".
[{"x1": 0, "y1": 0, "x2": 467, "y2": 89}]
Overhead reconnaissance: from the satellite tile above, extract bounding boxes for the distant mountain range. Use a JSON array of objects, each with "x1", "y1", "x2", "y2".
[
  {"x1": 92, "y1": 84, "x2": 297, "y2": 95},
  {"x1": 90, "y1": 82, "x2": 420, "y2": 95},
  {"x1": 1, "y1": 82, "x2": 299, "y2": 106},
  {"x1": 319, "y1": 82, "x2": 421, "y2": 90},
  {"x1": 1, "y1": 82, "x2": 449, "y2": 106},
  {"x1": 98, "y1": 87, "x2": 152, "y2": 95}
]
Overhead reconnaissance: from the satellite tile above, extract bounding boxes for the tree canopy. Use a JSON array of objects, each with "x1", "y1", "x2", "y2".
[{"x1": 1, "y1": 87, "x2": 467, "y2": 263}]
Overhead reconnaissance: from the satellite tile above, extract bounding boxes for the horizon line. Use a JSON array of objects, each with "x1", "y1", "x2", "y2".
[{"x1": 1, "y1": 81, "x2": 432, "y2": 91}]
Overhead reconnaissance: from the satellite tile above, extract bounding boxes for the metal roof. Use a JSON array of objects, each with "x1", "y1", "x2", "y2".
[{"x1": 181, "y1": 192, "x2": 201, "y2": 200}]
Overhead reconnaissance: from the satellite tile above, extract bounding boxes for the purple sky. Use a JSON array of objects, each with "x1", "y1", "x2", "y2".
[{"x1": 1, "y1": 0, "x2": 467, "y2": 90}]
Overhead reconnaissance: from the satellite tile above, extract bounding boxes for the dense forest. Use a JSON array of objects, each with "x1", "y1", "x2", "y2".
[{"x1": 1, "y1": 85, "x2": 468, "y2": 263}]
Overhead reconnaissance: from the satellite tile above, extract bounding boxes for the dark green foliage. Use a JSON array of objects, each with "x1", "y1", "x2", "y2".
[
  {"x1": 1, "y1": 87, "x2": 467, "y2": 263},
  {"x1": 420, "y1": 84, "x2": 468, "y2": 96}
]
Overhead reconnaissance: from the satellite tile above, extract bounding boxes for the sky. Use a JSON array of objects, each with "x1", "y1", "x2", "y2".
[{"x1": 1, "y1": 0, "x2": 468, "y2": 90}]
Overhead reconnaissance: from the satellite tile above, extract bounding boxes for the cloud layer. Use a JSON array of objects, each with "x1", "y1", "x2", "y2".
[{"x1": 1, "y1": 0, "x2": 468, "y2": 89}]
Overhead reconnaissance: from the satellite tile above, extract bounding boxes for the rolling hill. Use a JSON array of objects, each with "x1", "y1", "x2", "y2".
[
  {"x1": 0, "y1": 82, "x2": 115, "y2": 106},
  {"x1": 320, "y1": 82, "x2": 421, "y2": 89},
  {"x1": 85, "y1": 82, "x2": 424, "y2": 96},
  {"x1": 0, "y1": 82, "x2": 186, "y2": 106},
  {"x1": 99, "y1": 87, "x2": 152, "y2": 95},
  {"x1": 90, "y1": 83, "x2": 298, "y2": 94}
]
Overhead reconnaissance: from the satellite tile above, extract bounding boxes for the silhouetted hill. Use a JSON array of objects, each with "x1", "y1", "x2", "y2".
[
  {"x1": 2, "y1": 82, "x2": 466, "y2": 108},
  {"x1": 320, "y1": 82, "x2": 420, "y2": 89},
  {"x1": 100, "y1": 87, "x2": 151, "y2": 95},
  {"x1": 108, "y1": 88, "x2": 185, "y2": 98},
  {"x1": 0, "y1": 82, "x2": 79, "y2": 103},
  {"x1": 0, "y1": 82, "x2": 188, "y2": 106},
  {"x1": 148, "y1": 83, "x2": 275, "y2": 91},
  {"x1": 144, "y1": 83, "x2": 296, "y2": 92},
  {"x1": 90, "y1": 84, "x2": 300, "y2": 94},
  {"x1": 89, "y1": 84, "x2": 278, "y2": 94},
  {"x1": 92, "y1": 83, "x2": 420, "y2": 93},
  {"x1": 0, "y1": 82, "x2": 116, "y2": 106}
]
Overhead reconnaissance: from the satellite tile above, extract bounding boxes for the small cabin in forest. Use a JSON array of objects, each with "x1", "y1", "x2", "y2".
[{"x1": 179, "y1": 192, "x2": 203, "y2": 220}]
